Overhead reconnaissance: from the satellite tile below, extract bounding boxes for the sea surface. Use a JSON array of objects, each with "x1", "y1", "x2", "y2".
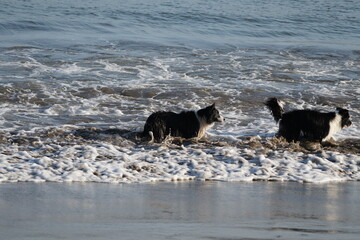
[{"x1": 0, "y1": 0, "x2": 359, "y2": 183}]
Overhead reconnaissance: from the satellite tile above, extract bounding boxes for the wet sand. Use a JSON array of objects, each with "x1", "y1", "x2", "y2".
[
  {"x1": 4, "y1": 127, "x2": 360, "y2": 154},
  {"x1": 1, "y1": 182, "x2": 360, "y2": 240}
]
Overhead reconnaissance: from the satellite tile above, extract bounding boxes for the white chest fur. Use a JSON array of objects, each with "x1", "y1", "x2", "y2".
[
  {"x1": 323, "y1": 114, "x2": 342, "y2": 142},
  {"x1": 196, "y1": 113, "x2": 214, "y2": 139}
]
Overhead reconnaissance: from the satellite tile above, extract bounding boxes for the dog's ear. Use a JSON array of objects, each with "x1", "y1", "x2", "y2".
[
  {"x1": 211, "y1": 103, "x2": 216, "y2": 108},
  {"x1": 336, "y1": 107, "x2": 347, "y2": 113},
  {"x1": 336, "y1": 107, "x2": 349, "y2": 117}
]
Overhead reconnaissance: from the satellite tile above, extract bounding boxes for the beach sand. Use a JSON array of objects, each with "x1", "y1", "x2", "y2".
[{"x1": 1, "y1": 181, "x2": 360, "y2": 240}]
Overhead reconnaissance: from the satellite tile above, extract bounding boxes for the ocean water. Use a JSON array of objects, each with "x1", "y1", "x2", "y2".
[{"x1": 0, "y1": 0, "x2": 359, "y2": 183}]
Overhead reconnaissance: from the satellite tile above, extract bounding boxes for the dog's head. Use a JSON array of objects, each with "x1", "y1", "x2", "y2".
[
  {"x1": 198, "y1": 103, "x2": 224, "y2": 124},
  {"x1": 336, "y1": 107, "x2": 352, "y2": 128}
]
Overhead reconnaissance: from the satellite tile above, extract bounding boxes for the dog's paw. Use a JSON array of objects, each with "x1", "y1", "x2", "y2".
[
  {"x1": 300, "y1": 141, "x2": 321, "y2": 151},
  {"x1": 321, "y1": 140, "x2": 339, "y2": 147}
]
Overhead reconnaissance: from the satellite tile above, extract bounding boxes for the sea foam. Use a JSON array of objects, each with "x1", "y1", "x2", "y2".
[{"x1": 0, "y1": 127, "x2": 359, "y2": 183}]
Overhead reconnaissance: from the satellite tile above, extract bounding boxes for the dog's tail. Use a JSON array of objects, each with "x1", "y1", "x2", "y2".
[
  {"x1": 148, "y1": 131, "x2": 155, "y2": 143},
  {"x1": 265, "y1": 98, "x2": 285, "y2": 123},
  {"x1": 142, "y1": 128, "x2": 157, "y2": 143}
]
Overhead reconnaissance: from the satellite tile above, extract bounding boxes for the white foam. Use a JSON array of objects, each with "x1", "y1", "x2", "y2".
[
  {"x1": 97, "y1": 60, "x2": 137, "y2": 74},
  {"x1": 0, "y1": 127, "x2": 359, "y2": 184},
  {"x1": 23, "y1": 57, "x2": 89, "y2": 77}
]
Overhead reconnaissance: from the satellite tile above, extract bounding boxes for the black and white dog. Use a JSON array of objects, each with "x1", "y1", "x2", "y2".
[
  {"x1": 142, "y1": 103, "x2": 224, "y2": 143},
  {"x1": 265, "y1": 98, "x2": 351, "y2": 143}
]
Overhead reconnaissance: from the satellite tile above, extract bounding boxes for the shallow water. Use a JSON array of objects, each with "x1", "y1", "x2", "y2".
[
  {"x1": 0, "y1": 0, "x2": 359, "y2": 183},
  {"x1": 1, "y1": 182, "x2": 360, "y2": 240}
]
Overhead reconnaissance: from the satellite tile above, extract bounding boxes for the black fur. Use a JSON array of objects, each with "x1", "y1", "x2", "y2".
[
  {"x1": 265, "y1": 98, "x2": 351, "y2": 143},
  {"x1": 142, "y1": 104, "x2": 224, "y2": 143}
]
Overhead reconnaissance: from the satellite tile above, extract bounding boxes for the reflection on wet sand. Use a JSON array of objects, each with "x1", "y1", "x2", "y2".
[{"x1": 1, "y1": 182, "x2": 359, "y2": 240}]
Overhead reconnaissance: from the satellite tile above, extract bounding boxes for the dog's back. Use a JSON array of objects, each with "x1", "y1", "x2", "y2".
[
  {"x1": 142, "y1": 104, "x2": 224, "y2": 143},
  {"x1": 142, "y1": 111, "x2": 200, "y2": 142},
  {"x1": 279, "y1": 109, "x2": 335, "y2": 142},
  {"x1": 265, "y1": 97, "x2": 351, "y2": 142}
]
